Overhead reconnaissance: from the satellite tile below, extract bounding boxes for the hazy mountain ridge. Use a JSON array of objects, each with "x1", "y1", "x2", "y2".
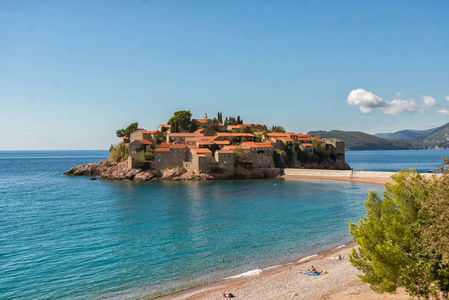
[
  {"x1": 375, "y1": 128, "x2": 436, "y2": 140},
  {"x1": 308, "y1": 130, "x2": 411, "y2": 150},
  {"x1": 311, "y1": 122, "x2": 449, "y2": 150}
]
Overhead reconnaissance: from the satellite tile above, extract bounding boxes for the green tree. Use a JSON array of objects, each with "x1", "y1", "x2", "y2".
[
  {"x1": 349, "y1": 170, "x2": 449, "y2": 298},
  {"x1": 116, "y1": 122, "x2": 140, "y2": 137},
  {"x1": 168, "y1": 110, "x2": 192, "y2": 131},
  {"x1": 272, "y1": 125, "x2": 286, "y2": 133},
  {"x1": 233, "y1": 147, "x2": 248, "y2": 163}
]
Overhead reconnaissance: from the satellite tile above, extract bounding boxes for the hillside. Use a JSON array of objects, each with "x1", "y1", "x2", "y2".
[
  {"x1": 375, "y1": 128, "x2": 436, "y2": 140},
  {"x1": 308, "y1": 130, "x2": 411, "y2": 150},
  {"x1": 409, "y1": 122, "x2": 449, "y2": 149}
]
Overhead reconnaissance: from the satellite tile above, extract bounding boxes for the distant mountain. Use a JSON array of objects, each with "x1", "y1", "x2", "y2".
[
  {"x1": 409, "y1": 122, "x2": 449, "y2": 149},
  {"x1": 375, "y1": 128, "x2": 436, "y2": 140},
  {"x1": 308, "y1": 130, "x2": 412, "y2": 150}
]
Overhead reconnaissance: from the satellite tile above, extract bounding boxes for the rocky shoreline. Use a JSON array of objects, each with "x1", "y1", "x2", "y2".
[{"x1": 63, "y1": 159, "x2": 282, "y2": 181}]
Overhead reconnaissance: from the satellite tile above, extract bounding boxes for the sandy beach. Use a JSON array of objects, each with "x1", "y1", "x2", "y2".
[{"x1": 152, "y1": 172, "x2": 414, "y2": 300}]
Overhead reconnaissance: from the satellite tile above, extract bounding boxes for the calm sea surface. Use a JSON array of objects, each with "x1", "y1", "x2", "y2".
[{"x1": 0, "y1": 149, "x2": 443, "y2": 299}]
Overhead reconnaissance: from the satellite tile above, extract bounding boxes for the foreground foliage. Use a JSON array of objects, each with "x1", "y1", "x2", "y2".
[{"x1": 349, "y1": 167, "x2": 449, "y2": 299}]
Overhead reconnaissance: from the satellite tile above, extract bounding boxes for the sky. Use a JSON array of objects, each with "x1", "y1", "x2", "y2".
[{"x1": 1, "y1": 0, "x2": 448, "y2": 150}]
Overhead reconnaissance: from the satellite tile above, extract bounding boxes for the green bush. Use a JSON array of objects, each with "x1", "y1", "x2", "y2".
[
  {"x1": 109, "y1": 144, "x2": 128, "y2": 162},
  {"x1": 132, "y1": 157, "x2": 150, "y2": 170}
]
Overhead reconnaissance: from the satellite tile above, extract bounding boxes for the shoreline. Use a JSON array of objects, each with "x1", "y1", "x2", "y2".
[
  {"x1": 150, "y1": 242, "x2": 357, "y2": 300},
  {"x1": 151, "y1": 242, "x2": 408, "y2": 300},
  {"x1": 149, "y1": 173, "x2": 414, "y2": 300}
]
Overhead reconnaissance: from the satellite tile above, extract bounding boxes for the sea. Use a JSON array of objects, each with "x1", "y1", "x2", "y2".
[{"x1": 1, "y1": 149, "x2": 448, "y2": 300}]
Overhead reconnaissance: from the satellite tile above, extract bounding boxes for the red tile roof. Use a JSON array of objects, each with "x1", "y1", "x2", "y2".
[
  {"x1": 170, "y1": 144, "x2": 187, "y2": 149},
  {"x1": 139, "y1": 130, "x2": 157, "y2": 134},
  {"x1": 267, "y1": 132, "x2": 288, "y2": 137},
  {"x1": 136, "y1": 139, "x2": 153, "y2": 145},
  {"x1": 193, "y1": 148, "x2": 212, "y2": 154},
  {"x1": 160, "y1": 143, "x2": 171, "y2": 148},
  {"x1": 168, "y1": 133, "x2": 203, "y2": 137},
  {"x1": 216, "y1": 150, "x2": 234, "y2": 154},
  {"x1": 297, "y1": 138, "x2": 310, "y2": 141},
  {"x1": 280, "y1": 137, "x2": 295, "y2": 142},
  {"x1": 303, "y1": 143, "x2": 313, "y2": 147},
  {"x1": 155, "y1": 148, "x2": 170, "y2": 152},
  {"x1": 192, "y1": 119, "x2": 207, "y2": 123},
  {"x1": 242, "y1": 142, "x2": 274, "y2": 148},
  {"x1": 224, "y1": 145, "x2": 250, "y2": 150},
  {"x1": 216, "y1": 133, "x2": 255, "y2": 137},
  {"x1": 213, "y1": 140, "x2": 230, "y2": 145}
]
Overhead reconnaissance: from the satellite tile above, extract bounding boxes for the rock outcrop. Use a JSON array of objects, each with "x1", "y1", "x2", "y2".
[
  {"x1": 64, "y1": 161, "x2": 237, "y2": 181},
  {"x1": 63, "y1": 159, "x2": 113, "y2": 176}
]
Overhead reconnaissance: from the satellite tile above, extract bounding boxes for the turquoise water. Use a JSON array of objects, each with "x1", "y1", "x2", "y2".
[{"x1": 1, "y1": 149, "x2": 442, "y2": 299}]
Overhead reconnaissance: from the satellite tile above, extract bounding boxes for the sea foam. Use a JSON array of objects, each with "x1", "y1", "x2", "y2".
[
  {"x1": 298, "y1": 254, "x2": 318, "y2": 262},
  {"x1": 226, "y1": 269, "x2": 263, "y2": 279}
]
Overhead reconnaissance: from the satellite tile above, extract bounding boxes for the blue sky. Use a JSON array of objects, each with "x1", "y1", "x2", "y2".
[{"x1": 1, "y1": 0, "x2": 448, "y2": 150}]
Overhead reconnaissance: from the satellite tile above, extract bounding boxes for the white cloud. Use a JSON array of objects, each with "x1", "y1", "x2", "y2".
[
  {"x1": 382, "y1": 99, "x2": 418, "y2": 115},
  {"x1": 435, "y1": 109, "x2": 449, "y2": 116},
  {"x1": 422, "y1": 95, "x2": 438, "y2": 107},
  {"x1": 345, "y1": 89, "x2": 387, "y2": 114},
  {"x1": 346, "y1": 88, "x2": 418, "y2": 115},
  {"x1": 345, "y1": 89, "x2": 449, "y2": 116}
]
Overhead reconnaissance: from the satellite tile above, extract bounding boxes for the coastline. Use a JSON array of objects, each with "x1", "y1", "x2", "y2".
[
  {"x1": 148, "y1": 173, "x2": 412, "y2": 300},
  {"x1": 151, "y1": 243, "x2": 408, "y2": 300}
]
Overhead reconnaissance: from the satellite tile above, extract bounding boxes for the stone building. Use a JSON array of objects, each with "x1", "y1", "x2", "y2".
[
  {"x1": 153, "y1": 145, "x2": 188, "y2": 170},
  {"x1": 129, "y1": 140, "x2": 153, "y2": 158}
]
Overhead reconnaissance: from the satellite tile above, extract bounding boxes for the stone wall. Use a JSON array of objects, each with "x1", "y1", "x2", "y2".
[
  {"x1": 248, "y1": 153, "x2": 275, "y2": 168},
  {"x1": 153, "y1": 148, "x2": 186, "y2": 170}
]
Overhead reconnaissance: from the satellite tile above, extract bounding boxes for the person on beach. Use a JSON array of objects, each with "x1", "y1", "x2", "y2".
[
  {"x1": 311, "y1": 266, "x2": 317, "y2": 273},
  {"x1": 337, "y1": 254, "x2": 342, "y2": 260}
]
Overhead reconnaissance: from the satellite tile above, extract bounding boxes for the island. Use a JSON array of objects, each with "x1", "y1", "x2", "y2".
[{"x1": 64, "y1": 111, "x2": 349, "y2": 181}]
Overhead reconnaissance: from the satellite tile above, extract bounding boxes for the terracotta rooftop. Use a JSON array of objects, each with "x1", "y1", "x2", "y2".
[
  {"x1": 168, "y1": 133, "x2": 203, "y2": 137},
  {"x1": 193, "y1": 148, "x2": 212, "y2": 154},
  {"x1": 139, "y1": 129, "x2": 157, "y2": 134},
  {"x1": 213, "y1": 140, "x2": 230, "y2": 145},
  {"x1": 170, "y1": 144, "x2": 187, "y2": 149},
  {"x1": 216, "y1": 150, "x2": 234, "y2": 154},
  {"x1": 303, "y1": 143, "x2": 313, "y2": 147},
  {"x1": 280, "y1": 137, "x2": 295, "y2": 142},
  {"x1": 216, "y1": 133, "x2": 255, "y2": 137},
  {"x1": 297, "y1": 138, "x2": 310, "y2": 141},
  {"x1": 242, "y1": 142, "x2": 274, "y2": 148},
  {"x1": 224, "y1": 145, "x2": 250, "y2": 150},
  {"x1": 192, "y1": 119, "x2": 207, "y2": 123},
  {"x1": 136, "y1": 139, "x2": 153, "y2": 145},
  {"x1": 267, "y1": 132, "x2": 288, "y2": 137},
  {"x1": 160, "y1": 143, "x2": 171, "y2": 148},
  {"x1": 155, "y1": 148, "x2": 170, "y2": 152}
]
